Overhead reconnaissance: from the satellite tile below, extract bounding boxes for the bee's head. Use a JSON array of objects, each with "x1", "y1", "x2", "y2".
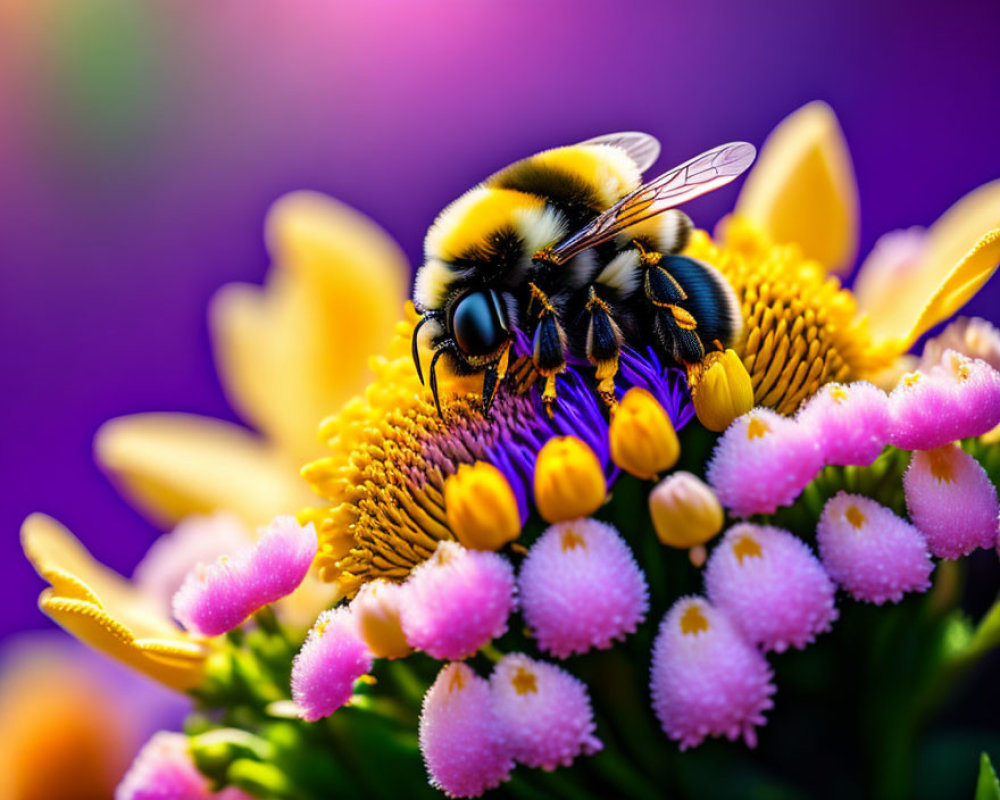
[{"x1": 450, "y1": 288, "x2": 511, "y2": 366}]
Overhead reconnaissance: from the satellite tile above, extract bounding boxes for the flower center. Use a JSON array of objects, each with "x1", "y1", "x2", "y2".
[
  {"x1": 680, "y1": 604, "x2": 710, "y2": 636},
  {"x1": 511, "y1": 667, "x2": 538, "y2": 695},
  {"x1": 746, "y1": 417, "x2": 770, "y2": 440},
  {"x1": 561, "y1": 528, "x2": 587, "y2": 551},
  {"x1": 927, "y1": 447, "x2": 955, "y2": 483},
  {"x1": 732, "y1": 535, "x2": 763, "y2": 563},
  {"x1": 845, "y1": 505, "x2": 866, "y2": 529}
]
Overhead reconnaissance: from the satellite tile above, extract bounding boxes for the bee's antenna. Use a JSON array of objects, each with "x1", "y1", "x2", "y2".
[
  {"x1": 411, "y1": 315, "x2": 431, "y2": 385},
  {"x1": 428, "y1": 348, "x2": 446, "y2": 418}
]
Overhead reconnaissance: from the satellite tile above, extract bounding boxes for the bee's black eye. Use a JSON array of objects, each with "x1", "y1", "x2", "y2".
[{"x1": 452, "y1": 289, "x2": 508, "y2": 357}]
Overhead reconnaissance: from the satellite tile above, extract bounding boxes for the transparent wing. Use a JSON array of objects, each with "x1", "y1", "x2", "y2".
[
  {"x1": 578, "y1": 131, "x2": 661, "y2": 173},
  {"x1": 547, "y1": 141, "x2": 756, "y2": 264}
]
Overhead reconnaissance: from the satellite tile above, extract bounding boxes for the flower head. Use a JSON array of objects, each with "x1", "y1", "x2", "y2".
[
  {"x1": 707, "y1": 408, "x2": 822, "y2": 516},
  {"x1": 291, "y1": 607, "x2": 373, "y2": 721},
  {"x1": 533, "y1": 436, "x2": 607, "y2": 522},
  {"x1": 116, "y1": 732, "x2": 252, "y2": 800},
  {"x1": 609, "y1": 387, "x2": 680, "y2": 478},
  {"x1": 920, "y1": 316, "x2": 1000, "y2": 373},
  {"x1": 648, "y1": 471, "x2": 724, "y2": 549},
  {"x1": 351, "y1": 579, "x2": 412, "y2": 659},
  {"x1": 650, "y1": 597, "x2": 775, "y2": 750},
  {"x1": 796, "y1": 381, "x2": 890, "y2": 467},
  {"x1": 518, "y1": 519, "x2": 648, "y2": 658},
  {"x1": 173, "y1": 516, "x2": 317, "y2": 637},
  {"x1": 704, "y1": 524, "x2": 837, "y2": 652},
  {"x1": 401, "y1": 542, "x2": 515, "y2": 660},
  {"x1": 489, "y1": 653, "x2": 602, "y2": 770},
  {"x1": 419, "y1": 663, "x2": 513, "y2": 798},
  {"x1": 444, "y1": 461, "x2": 522, "y2": 551},
  {"x1": 816, "y1": 493, "x2": 933, "y2": 604},
  {"x1": 904, "y1": 444, "x2": 999, "y2": 560}
]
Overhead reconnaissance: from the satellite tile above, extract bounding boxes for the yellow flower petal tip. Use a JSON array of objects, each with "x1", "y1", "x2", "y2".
[
  {"x1": 649, "y1": 472, "x2": 725, "y2": 549},
  {"x1": 94, "y1": 412, "x2": 313, "y2": 528},
  {"x1": 533, "y1": 436, "x2": 606, "y2": 523},
  {"x1": 444, "y1": 462, "x2": 522, "y2": 550},
  {"x1": 353, "y1": 580, "x2": 413, "y2": 660},
  {"x1": 736, "y1": 100, "x2": 859, "y2": 274},
  {"x1": 689, "y1": 349, "x2": 755, "y2": 431},
  {"x1": 866, "y1": 226, "x2": 1000, "y2": 355},
  {"x1": 609, "y1": 387, "x2": 679, "y2": 479},
  {"x1": 21, "y1": 513, "x2": 208, "y2": 691}
]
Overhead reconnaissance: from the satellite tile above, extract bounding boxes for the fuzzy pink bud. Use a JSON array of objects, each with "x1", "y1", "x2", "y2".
[
  {"x1": 419, "y1": 662, "x2": 513, "y2": 798},
  {"x1": 816, "y1": 492, "x2": 933, "y2": 604},
  {"x1": 518, "y1": 519, "x2": 648, "y2": 658},
  {"x1": 707, "y1": 408, "x2": 823, "y2": 516},
  {"x1": 401, "y1": 542, "x2": 515, "y2": 660},
  {"x1": 116, "y1": 732, "x2": 251, "y2": 800},
  {"x1": 650, "y1": 597, "x2": 775, "y2": 750},
  {"x1": 796, "y1": 382, "x2": 890, "y2": 467},
  {"x1": 904, "y1": 444, "x2": 999, "y2": 559},
  {"x1": 704, "y1": 524, "x2": 837, "y2": 652},
  {"x1": 490, "y1": 653, "x2": 602, "y2": 770},
  {"x1": 172, "y1": 516, "x2": 316, "y2": 636},
  {"x1": 291, "y1": 607, "x2": 373, "y2": 721}
]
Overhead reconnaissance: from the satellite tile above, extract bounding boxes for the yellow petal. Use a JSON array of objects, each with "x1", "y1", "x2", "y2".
[
  {"x1": 865, "y1": 228, "x2": 1000, "y2": 357},
  {"x1": 210, "y1": 191, "x2": 409, "y2": 463},
  {"x1": 22, "y1": 514, "x2": 206, "y2": 691},
  {"x1": 736, "y1": 101, "x2": 859, "y2": 274},
  {"x1": 94, "y1": 413, "x2": 313, "y2": 528}
]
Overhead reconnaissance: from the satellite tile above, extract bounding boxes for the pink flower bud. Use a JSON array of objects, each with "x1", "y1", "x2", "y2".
[
  {"x1": 904, "y1": 444, "x2": 999, "y2": 559},
  {"x1": 116, "y1": 732, "x2": 251, "y2": 800},
  {"x1": 490, "y1": 653, "x2": 602, "y2": 770},
  {"x1": 650, "y1": 597, "x2": 775, "y2": 750},
  {"x1": 816, "y1": 492, "x2": 933, "y2": 604},
  {"x1": 707, "y1": 409, "x2": 823, "y2": 516},
  {"x1": 796, "y1": 382, "x2": 890, "y2": 467},
  {"x1": 401, "y1": 542, "x2": 515, "y2": 660},
  {"x1": 291, "y1": 608, "x2": 373, "y2": 721},
  {"x1": 704, "y1": 524, "x2": 837, "y2": 652},
  {"x1": 518, "y1": 519, "x2": 648, "y2": 658},
  {"x1": 173, "y1": 516, "x2": 316, "y2": 636},
  {"x1": 419, "y1": 663, "x2": 513, "y2": 798}
]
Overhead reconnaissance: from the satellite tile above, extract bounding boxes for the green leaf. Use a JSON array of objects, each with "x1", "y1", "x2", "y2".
[{"x1": 976, "y1": 753, "x2": 1000, "y2": 800}]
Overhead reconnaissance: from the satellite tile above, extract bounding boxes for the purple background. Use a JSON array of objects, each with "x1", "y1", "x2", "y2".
[{"x1": 3, "y1": 0, "x2": 1000, "y2": 642}]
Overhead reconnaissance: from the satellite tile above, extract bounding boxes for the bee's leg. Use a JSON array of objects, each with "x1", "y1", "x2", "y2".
[
  {"x1": 528, "y1": 283, "x2": 567, "y2": 418},
  {"x1": 481, "y1": 344, "x2": 511, "y2": 417},
  {"x1": 641, "y1": 248, "x2": 705, "y2": 364},
  {"x1": 584, "y1": 287, "x2": 623, "y2": 412}
]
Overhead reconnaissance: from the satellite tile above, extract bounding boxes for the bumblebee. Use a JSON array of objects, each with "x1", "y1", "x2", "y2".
[{"x1": 412, "y1": 133, "x2": 755, "y2": 416}]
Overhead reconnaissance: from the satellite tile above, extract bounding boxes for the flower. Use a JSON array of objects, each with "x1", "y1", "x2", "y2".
[
  {"x1": 116, "y1": 732, "x2": 252, "y2": 800},
  {"x1": 351, "y1": 579, "x2": 412, "y2": 659},
  {"x1": 21, "y1": 514, "x2": 208, "y2": 691},
  {"x1": 816, "y1": 493, "x2": 933, "y2": 605},
  {"x1": 173, "y1": 516, "x2": 317, "y2": 637},
  {"x1": 94, "y1": 192, "x2": 408, "y2": 530},
  {"x1": 713, "y1": 102, "x2": 1000, "y2": 413},
  {"x1": 707, "y1": 408, "x2": 822, "y2": 516},
  {"x1": 291, "y1": 607, "x2": 373, "y2": 722},
  {"x1": 921, "y1": 316, "x2": 1000, "y2": 372},
  {"x1": 608, "y1": 387, "x2": 680, "y2": 478},
  {"x1": 648, "y1": 471, "x2": 725, "y2": 549},
  {"x1": 888, "y1": 354, "x2": 1000, "y2": 450},
  {"x1": 904, "y1": 444, "x2": 999, "y2": 560},
  {"x1": 795, "y1": 381, "x2": 890, "y2": 467},
  {"x1": 489, "y1": 653, "x2": 602, "y2": 770},
  {"x1": 533, "y1": 436, "x2": 607, "y2": 522},
  {"x1": 704, "y1": 524, "x2": 837, "y2": 652},
  {"x1": 444, "y1": 462, "x2": 522, "y2": 551},
  {"x1": 687, "y1": 348, "x2": 755, "y2": 432},
  {"x1": 400, "y1": 542, "x2": 516, "y2": 660},
  {"x1": 419, "y1": 663, "x2": 513, "y2": 799},
  {"x1": 518, "y1": 519, "x2": 648, "y2": 658},
  {"x1": 650, "y1": 597, "x2": 775, "y2": 750}
]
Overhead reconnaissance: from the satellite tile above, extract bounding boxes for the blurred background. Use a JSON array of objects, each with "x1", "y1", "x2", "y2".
[{"x1": 2, "y1": 0, "x2": 999, "y2": 708}]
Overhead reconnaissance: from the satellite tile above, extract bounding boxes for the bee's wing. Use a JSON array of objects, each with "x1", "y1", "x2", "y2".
[
  {"x1": 547, "y1": 142, "x2": 756, "y2": 264},
  {"x1": 577, "y1": 132, "x2": 661, "y2": 173}
]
